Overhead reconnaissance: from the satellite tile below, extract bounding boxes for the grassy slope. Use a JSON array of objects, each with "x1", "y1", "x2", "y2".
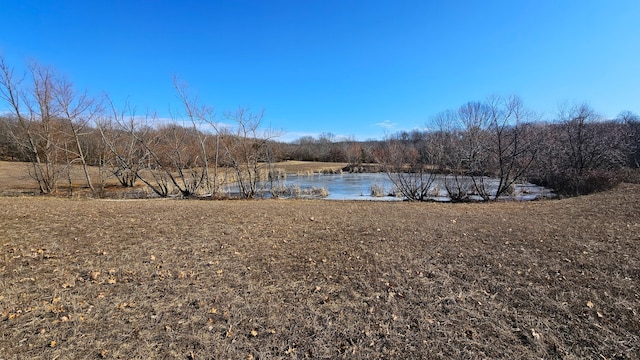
[{"x1": 0, "y1": 183, "x2": 639, "y2": 358}]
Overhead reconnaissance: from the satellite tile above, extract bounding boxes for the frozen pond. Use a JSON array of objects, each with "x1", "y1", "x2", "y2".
[{"x1": 235, "y1": 172, "x2": 554, "y2": 201}]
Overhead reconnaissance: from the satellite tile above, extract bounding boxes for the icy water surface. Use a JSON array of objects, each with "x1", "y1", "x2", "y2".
[{"x1": 250, "y1": 173, "x2": 554, "y2": 201}]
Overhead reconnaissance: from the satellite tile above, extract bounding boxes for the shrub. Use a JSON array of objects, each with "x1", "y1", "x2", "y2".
[
  {"x1": 443, "y1": 176, "x2": 473, "y2": 202},
  {"x1": 532, "y1": 170, "x2": 621, "y2": 196},
  {"x1": 310, "y1": 187, "x2": 329, "y2": 197},
  {"x1": 269, "y1": 184, "x2": 328, "y2": 198},
  {"x1": 617, "y1": 167, "x2": 640, "y2": 184},
  {"x1": 370, "y1": 183, "x2": 385, "y2": 197}
]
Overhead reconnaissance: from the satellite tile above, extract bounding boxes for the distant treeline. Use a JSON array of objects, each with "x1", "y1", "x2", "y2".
[{"x1": 1, "y1": 56, "x2": 638, "y2": 199}]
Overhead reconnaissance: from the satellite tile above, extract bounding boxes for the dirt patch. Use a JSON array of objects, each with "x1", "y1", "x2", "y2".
[{"x1": 1, "y1": 184, "x2": 639, "y2": 359}]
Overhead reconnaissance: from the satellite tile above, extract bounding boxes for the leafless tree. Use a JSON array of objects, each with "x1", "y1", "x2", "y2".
[
  {"x1": 617, "y1": 111, "x2": 639, "y2": 168},
  {"x1": 214, "y1": 107, "x2": 281, "y2": 198},
  {"x1": 533, "y1": 103, "x2": 630, "y2": 195},
  {"x1": 427, "y1": 97, "x2": 541, "y2": 201},
  {"x1": 484, "y1": 95, "x2": 541, "y2": 199},
  {"x1": 375, "y1": 133, "x2": 439, "y2": 201},
  {"x1": 97, "y1": 97, "x2": 147, "y2": 188},
  {"x1": 145, "y1": 122, "x2": 209, "y2": 197},
  {"x1": 0, "y1": 116, "x2": 26, "y2": 160},
  {"x1": 172, "y1": 77, "x2": 214, "y2": 195},
  {"x1": 431, "y1": 109, "x2": 474, "y2": 201},
  {"x1": 344, "y1": 140, "x2": 363, "y2": 166},
  {"x1": 0, "y1": 58, "x2": 65, "y2": 193},
  {"x1": 558, "y1": 104, "x2": 628, "y2": 174},
  {"x1": 53, "y1": 74, "x2": 102, "y2": 195},
  {"x1": 454, "y1": 101, "x2": 492, "y2": 199}
]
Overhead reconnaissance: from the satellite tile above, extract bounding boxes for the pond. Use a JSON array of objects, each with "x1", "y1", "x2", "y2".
[{"x1": 231, "y1": 172, "x2": 554, "y2": 201}]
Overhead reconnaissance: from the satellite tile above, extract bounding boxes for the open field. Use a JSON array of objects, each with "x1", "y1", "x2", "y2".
[{"x1": 0, "y1": 160, "x2": 639, "y2": 358}]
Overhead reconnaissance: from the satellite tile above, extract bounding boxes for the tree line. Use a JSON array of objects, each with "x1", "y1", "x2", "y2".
[
  {"x1": 1, "y1": 57, "x2": 638, "y2": 200},
  {"x1": 372, "y1": 97, "x2": 638, "y2": 200},
  {"x1": 0, "y1": 57, "x2": 284, "y2": 198}
]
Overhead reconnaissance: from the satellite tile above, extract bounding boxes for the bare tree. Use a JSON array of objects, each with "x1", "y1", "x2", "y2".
[
  {"x1": 0, "y1": 115, "x2": 26, "y2": 160},
  {"x1": 617, "y1": 110, "x2": 639, "y2": 168},
  {"x1": 0, "y1": 58, "x2": 65, "y2": 193},
  {"x1": 127, "y1": 115, "x2": 173, "y2": 197},
  {"x1": 428, "y1": 97, "x2": 541, "y2": 201},
  {"x1": 343, "y1": 139, "x2": 363, "y2": 166},
  {"x1": 53, "y1": 75, "x2": 102, "y2": 195},
  {"x1": 376, "y1": 133, "x2": 439, "y2": 201},
  {"x1": 484, "y1": 95, "x2": 541, "y2": 199},
  {"x1": 456, "y1": 101, "x2": 492, "y2": 199},
  {"x1": 98, "y1": 103, "x2": 176, "y2": 197},
  {"x1": 215, "y1": 107, "x2": 280, "y2": 198},
  {"x1": 97, "y1": 97, "x2": 147, "y2": 188},
  {"x1": 431, "y1": 109, "x2": 474, "y2": 201},
  {"x1": 172, "y1": 77, "x2": 214, "y2": 195},
  {"x1": 144, "y1": 122, "x2": 209, "y2": 197},
  {"x1": 534, "y1": 103, "x2": 630, "y2": 195},
  {"x1": 558, "y1": 104, "x2": 628, "y2": 174}
]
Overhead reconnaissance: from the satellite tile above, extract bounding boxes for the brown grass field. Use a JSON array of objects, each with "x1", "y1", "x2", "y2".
[{"x1": 0, "y1": 161, "x2": 639, "y2": 359}]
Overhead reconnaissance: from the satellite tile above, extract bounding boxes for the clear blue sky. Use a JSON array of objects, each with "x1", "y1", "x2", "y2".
[{"x1": 1, "y1": 1, "x2": 639, "y2": 141}]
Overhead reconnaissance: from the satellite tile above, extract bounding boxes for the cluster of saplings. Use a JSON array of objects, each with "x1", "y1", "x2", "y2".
[{"x1": 0, "y1": 57, "x2": 638, "y2": 200}]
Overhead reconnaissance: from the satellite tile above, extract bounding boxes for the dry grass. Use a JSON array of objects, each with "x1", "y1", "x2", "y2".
[
  {"x1": 272, "y1": 161, "x2": 347, "y2": 175},
  {"x1": 0, "y1": 161, "x2": 35, "y2": 193},
  {"x1": 0, "y1": 161, "x2": 639, "y2": 359},
  {"x1": 0, "y1": 161, "x2": 347, "y2": 198}
]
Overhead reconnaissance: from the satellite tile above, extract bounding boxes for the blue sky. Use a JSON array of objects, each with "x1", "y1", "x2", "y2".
[{"x1": 1, "y1": 1, "x2": 639, "y2": 141}]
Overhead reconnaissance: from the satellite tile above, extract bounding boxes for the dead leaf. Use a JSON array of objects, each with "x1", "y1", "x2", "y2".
[{"x1": 531, "y1": 328, "x2": 541, "y2": 340}]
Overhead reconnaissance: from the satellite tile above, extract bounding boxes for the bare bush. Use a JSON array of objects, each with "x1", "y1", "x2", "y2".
[
  {"x1": 375, "y1": 135, "x2": 438, "y2": 201},
  {"x1": 443, "y1": 175, "x2": 473, "y2": 202},
  {"x1": 370, "y1": 183, "x2": 385, "y2": 197},
  {"x1": 1, "y1": 58, "x2": 66, "y2": 193},
  {"x1": 214, "y1": 108, "x2": 281, "y2": 198},
  {"x1": 310, "y1": 186, "x2": 329, "y2": 197},
  {"x1": 532, "y1": 104, "x2": 630, "y2": 195},
  {"x1": 269, "y1": 184, "x2": 328, "y2": 198},
  {"x1": 97, "y1": 98, "x2": 146, "y2": 188}
]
